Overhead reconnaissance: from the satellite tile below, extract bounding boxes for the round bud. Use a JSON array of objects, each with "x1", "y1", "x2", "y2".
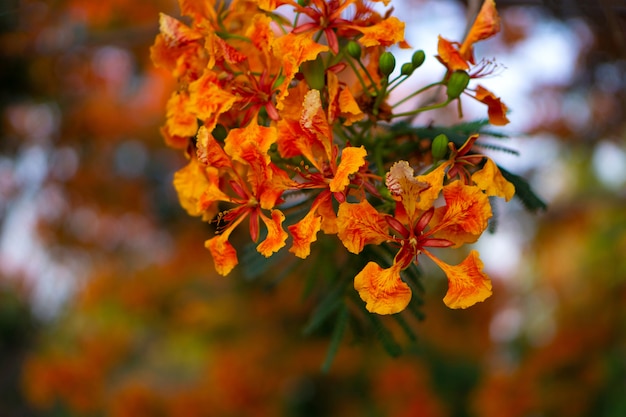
[
  {"x1": 378, "y1": 52, "x2": 396, "y2": 77},
  {"x1": 431, "y1": 134, "x2": 449, "y2": 160},
  {"x1": 446, "y1": 70, "x2": 470, "y2": 100},
  {"x1": 346, "y1": 41, "x2": 362, "y2": 59},
  {"x1": 400, "y1": 62, "x2": 414, "y2": 76},
  {"x1": 411, "y1": 50, "x2": 426, "y2": 69}
]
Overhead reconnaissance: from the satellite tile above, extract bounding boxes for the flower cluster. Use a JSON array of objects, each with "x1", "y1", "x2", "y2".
[{"x1": 151, "y1": 0, "x2": 515, "y2": 314}]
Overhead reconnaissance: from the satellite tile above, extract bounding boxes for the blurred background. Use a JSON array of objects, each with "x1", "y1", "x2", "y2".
[{"x1": 1, "y1": 0, "x2": 625, "y2": 416}]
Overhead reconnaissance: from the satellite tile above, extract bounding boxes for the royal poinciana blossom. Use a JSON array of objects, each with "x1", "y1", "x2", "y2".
[{"x1": 152, "y1": 0, "x2": 516, "y2": 314}]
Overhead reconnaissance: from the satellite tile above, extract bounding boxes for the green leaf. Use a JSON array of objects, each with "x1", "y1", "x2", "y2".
[
  {"x1": 302, "y1": 285, "x2": 345, "y2": 336},
  {"x1": 321, "y1": 305, "x2": 349, "y2": 373},
  {"x1": 499, "y1": 166, "x2": 548, "y2": 212},
  {"x1": 394, "y1": 313, "x2": 418, "y2": 342},
  {"x1": 367, "y1": 312, "x2": 402, "y2": 357}
]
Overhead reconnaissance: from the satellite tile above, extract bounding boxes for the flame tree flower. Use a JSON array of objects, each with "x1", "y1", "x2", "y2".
[
  {"x1": 337, "y1": 161, "x2": 496, "y2": 314},
  {"x1": 152, "y1": 0, "x2": 543, "y2": 331},
  {"x1": 436, "y1": 0, "x2": 510, "y2": 125}
]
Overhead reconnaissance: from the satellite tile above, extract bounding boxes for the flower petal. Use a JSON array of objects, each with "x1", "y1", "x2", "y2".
[
  {"x1": 460, "y1": 0, "x2": 500, "y2": 60},
  {"x1": 386, "y1": 161, "x2": 430, "y2": 222},
  {"x1": 425, "y1": 250, "x2": 492, "y2": 309},
  {"x1": 431, "y1": 181, "x2": 492, "y2": 246},
  {"x1": 353, "y1": 17, "x2": 405, "y2": 48},
  {"x1": 471, "y1": 158, "x2": 515, "y2": 201},
  {"x1": 165, "y1": 92, "x2": 198, "y2": 138},
  {"x1": 188, "y1": 71, "x2": 237, "y2": 132},
  {"x1": 329, "y1": 146, "x2": 367, "y2": 193},
  {"x1": 337, "y1": 200, "x2": 389, "y2": 254},
  {"x1": 474, "y1": 85, "x2": 509, "y2": 126},
  {"x1": 173, "y1": 158, "x2": 216, "y2": 218},
  {"x1": 354, "y1": 262, "x2": 412, "y2": 315},
  {"x1": 205, "y1": 229, "x2": 239, "y2": 276},
  {"x1": 195, "y1": 126, "x2": 232, "y2": 168},
  {"x1": 436, "y1": 36, "x2": 468, "y2": 71},
  {"x1": 288, "y1": 209, "x2": 322, "y2": 259},
  {"x1": 257, "y1": 210, "x2": 288, "y2": 257}
]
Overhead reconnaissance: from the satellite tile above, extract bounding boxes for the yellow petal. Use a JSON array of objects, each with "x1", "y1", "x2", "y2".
[
  {"x1": 271, "y1": 33, "x2": 329, "y2": 110},
  {"x1": 386, "y1": 161, "x2": 430, "y2": 222},
  {"x1": 354, "y1": 262, "x2": 412, "y2": 315},
  {"x1": 165, "y1": 92, "x2": 198, "y2": 138},
  {"x1": 338, "y1": 87, "x2": 364, "y2": 125},
  {"x1": 426, "y1": 250, "x2": 492, "y2": 309},
  {"x1": 354, "y1": 17, "x2": 405, "y2": 48},
  {"x1": 336, "y1": 200, "x2": 389, "y2": 254},
  {"x1": 471, "y1": 158, "x2": 515, "y2": 201},
  {"x1": 415, "y1": 163, "x2": 446, "y2": 210},
  {"x1": 173, "y1": 158, "x2": 214, "y2": 217},
  {"x1": 188, "y1": 71, "x2": 237, "y2": 131},
  {"x1": 329, "y1": 146, "x2": 367, "y2": 193}
]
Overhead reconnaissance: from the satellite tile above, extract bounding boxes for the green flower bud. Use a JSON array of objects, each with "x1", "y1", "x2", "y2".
[
  {"x1": 400, "y1": 62, "x2": 414, "y2": 76},
  {"x1": 446, "y1": 70, "x2": 470, "y2": 100},
  {"x1": 378, "y1": 52, "x2": 396, "y2": 77},
  {"x1": 431, "y1": 134, "x2": 449, "y2": 160},
  {"x1": 301, "y1": 57, "x2": 326, "y2": 91},
  {"x1": 411, "y1": 50, "x2": 426, "y2": 69},
  {"x1": 346, "y1": 41, "x2": 362, "y2": 59}
]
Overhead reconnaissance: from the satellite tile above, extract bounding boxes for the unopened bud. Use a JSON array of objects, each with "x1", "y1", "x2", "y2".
[
  {"x1": 346, "y1": 41, "x2": 362, "y2": 59},
  {"x1": 378, "y1": 52, "x2": 396, "y2": 77},
  {"x1": 446, "y1": 70, "x2": 470, "y2": 100},
  {"x1": 411, "y1": 50, "x2": 426, "y2": 69},
  {"x1": 400, "y1": 62, "x2": 414, "y2": 76},
  {"x1": 431, "y1": 134, "x2": 449, "y2": 160}
]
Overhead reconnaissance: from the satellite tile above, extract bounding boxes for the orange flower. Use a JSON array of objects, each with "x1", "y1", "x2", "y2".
[
  {"x1": 337, "y1": 161, "x2": 494, "y2": 314},
  {"x1": 173, "y1": 123, "x2": 293, "y2": 275},
  {"x1": 436, "y1": 0, "x2": 500, "y2": 71},
  {"x1": 435, "y1": 0, "x2": 509, "y2": 125},
  {"x1": 276, "y1": 88, "x2": 373, "y2": 258}
]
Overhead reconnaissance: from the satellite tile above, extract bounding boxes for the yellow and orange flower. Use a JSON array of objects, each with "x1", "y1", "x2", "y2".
[{"x1": 337, "y1": 161, "x2": 494, "y2": 314}]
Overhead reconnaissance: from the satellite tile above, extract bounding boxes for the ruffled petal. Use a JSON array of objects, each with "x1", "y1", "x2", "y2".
[
  {"x1": 329, "y1": 146, "x2": 367, "y2": 193},
  {"x1": 430, "y1": 181, "x2": 492, "y2": 247},
  {"x1": 165, "y1": 92, "x2": 198, "y2": 138},
  {"x1": 188, "y1": 71, "x2": 237, "y2": 131},
  {"x1": 195, "y1": 126, "x2": 232, "y2": 168},
  {"x1": 173, "y1": 158, "x2": 214, "y2": 217},
  {"x1": 354, "y1": 262, "x2": 412, "y2": 315},
  {"x1": 353, "y1": 17, "x2": 405, "y2": 48},
  {"x1": 386, "y1": 161, "x2": 430, "y2": 222},
  {"x1": 337, "y1": 200, "x2": 389, "y2": 254},
  {"x1": 271, "y1": 33, "x2": 329, "y2": 110},
  {"x1": 425, "y1": 250, "x2": 492, "y2": 309}
]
